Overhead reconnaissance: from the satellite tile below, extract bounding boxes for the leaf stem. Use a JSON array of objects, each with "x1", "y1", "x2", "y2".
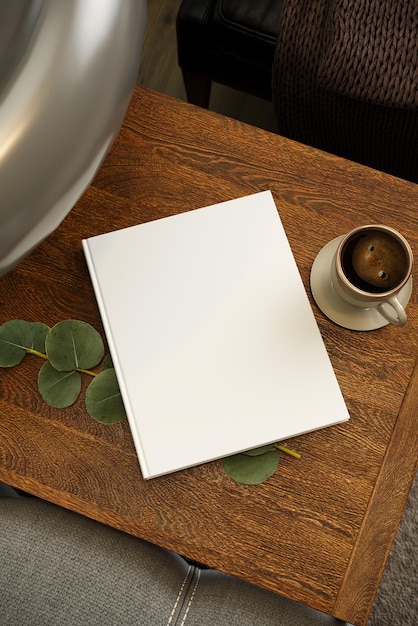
[
  {"x1": 275, "y1": 444, "x2": 301, "y2": 459},
  {"x1": 77, "y1": 368, "x2": 98, "y2": 377},
  {"x1": 26, "y1": 348, "x2": 48, "y2": 360},
  {"x1": 26, "y1": 348, "x2": 97, "y2": 377}
]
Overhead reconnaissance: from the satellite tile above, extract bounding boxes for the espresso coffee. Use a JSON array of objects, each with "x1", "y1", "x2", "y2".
[
  {"x1": 340, "y1": 229, "x2": 409, "y2": 293},
  {"x1": 311, "y1": 224, "x2": 413, "y2": 328}
]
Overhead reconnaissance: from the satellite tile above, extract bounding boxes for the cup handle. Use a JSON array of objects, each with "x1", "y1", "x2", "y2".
[{"x1": 377, "y1": 296, "x2": 407, "y2": 327}]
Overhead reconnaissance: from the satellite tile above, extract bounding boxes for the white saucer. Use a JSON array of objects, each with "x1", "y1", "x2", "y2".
[{"x1": 310, "y1": 236, "x2": 413, "y2": 331}]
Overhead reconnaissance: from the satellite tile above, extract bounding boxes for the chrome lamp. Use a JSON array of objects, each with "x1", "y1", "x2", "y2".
[{"x1": 0, "y1": 0, "x2": 147, "y2": 276}]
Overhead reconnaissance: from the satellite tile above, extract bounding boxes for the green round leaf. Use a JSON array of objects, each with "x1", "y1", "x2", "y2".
[
  {"x1": 243, "y1": 444, "x2": 277, "y2": 457},
  {"x1": 46, "y1": 320, "x2": 104, "y2": 371},
  {"x1": 85, "y1": 368, "x2": 127, "y2": 424},
  {"x1": 38, "y1": 361, "x2": 82, "y2": 408},
  {"x1": 221, "y1": 450, "x2": 279, "y2": 485},
  {"x1": 30, "y1": 322, "x2": 50, "y2": 353},
  {"x1": 101, "y1": 353, "x2": 114, "y2": 371},
  {"x1": 0, "y1": 320, "x2": 49, "y2": 367}
]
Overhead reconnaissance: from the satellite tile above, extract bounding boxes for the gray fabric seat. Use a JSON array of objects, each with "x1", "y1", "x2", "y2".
[{"x1": 0, "y1": 495, "x2": 348, "y2": 625}]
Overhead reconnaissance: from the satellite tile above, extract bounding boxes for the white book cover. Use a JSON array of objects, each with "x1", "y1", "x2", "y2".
[{"x1": 83, "y1": 191, "x2": 349, "y2": 479}]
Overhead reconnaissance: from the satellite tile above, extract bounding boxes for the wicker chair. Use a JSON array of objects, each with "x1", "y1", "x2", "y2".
[{"x1": 272, "y1": 0, "x2": 418, "y2": 182}]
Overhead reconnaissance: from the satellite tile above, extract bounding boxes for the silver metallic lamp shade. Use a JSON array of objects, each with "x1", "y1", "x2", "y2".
[{"x1": 0, "y1": 0, "x2": 147, "y2": 276}]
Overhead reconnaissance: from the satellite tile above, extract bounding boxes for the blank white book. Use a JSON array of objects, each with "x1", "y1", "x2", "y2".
[{"x1": 83, "y1": 191, "x2": 349, "y2": 479}]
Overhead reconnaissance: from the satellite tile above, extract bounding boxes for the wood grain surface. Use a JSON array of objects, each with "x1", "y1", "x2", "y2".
[{"x1": 0, "y1": 87, "x2": 417, "y2": 626}]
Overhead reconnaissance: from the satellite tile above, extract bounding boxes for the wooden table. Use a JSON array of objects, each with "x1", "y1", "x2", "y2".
[{"x1": 1, "y1": 87, "x2": 417, "y2": 626}]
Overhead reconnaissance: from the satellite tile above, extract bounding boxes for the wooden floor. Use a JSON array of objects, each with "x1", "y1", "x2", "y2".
[{"x1": 137, "y1": 0, "x2": 277, "y2": 132}]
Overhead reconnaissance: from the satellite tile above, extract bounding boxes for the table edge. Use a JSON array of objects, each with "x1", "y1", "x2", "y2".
[{"x1": 333, "y1": 358, "x2": 418, "y2": 625}]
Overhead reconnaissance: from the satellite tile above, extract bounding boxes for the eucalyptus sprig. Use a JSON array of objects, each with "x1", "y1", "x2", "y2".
[
  {"x1": 221, "y1": 443, "x2": 300, "y2": 485},
  {"x1": 0, "y1": 319, "x2": 300, "y2": 484},
  {"x1": 0, "y1": 319, "x2": 126, "y2": 424}
]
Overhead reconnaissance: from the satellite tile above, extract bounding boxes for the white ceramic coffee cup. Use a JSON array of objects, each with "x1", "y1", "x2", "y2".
[{"x1": 331, "y1": 225, "x2": 413, "y2": 327}]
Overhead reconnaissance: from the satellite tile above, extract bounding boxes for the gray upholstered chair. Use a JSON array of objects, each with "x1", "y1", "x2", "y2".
[{"x1": 0, "y1": 489, "x2": 349, "y2": 626}]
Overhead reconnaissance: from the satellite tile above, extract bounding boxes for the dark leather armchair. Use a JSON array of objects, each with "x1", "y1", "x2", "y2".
[{"x1": 176, "y1": 0, "x2": 283, "y2": 108}]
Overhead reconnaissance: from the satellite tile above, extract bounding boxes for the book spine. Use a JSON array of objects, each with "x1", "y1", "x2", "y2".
[{"x1": 82, "y1": 239, "x2": 151, "y2": 478}]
